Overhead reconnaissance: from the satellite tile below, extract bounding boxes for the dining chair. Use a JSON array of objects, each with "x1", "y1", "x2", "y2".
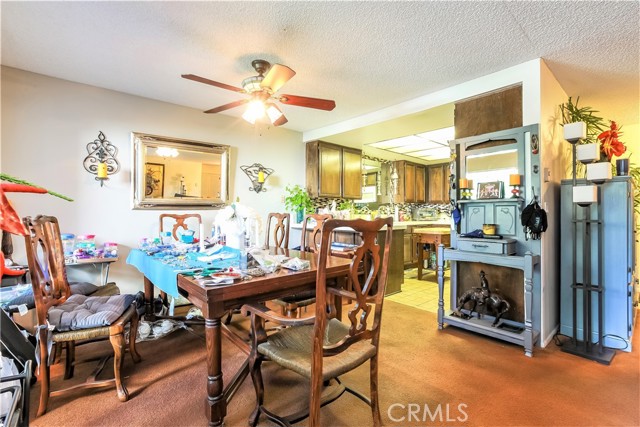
[
  {"x1": 159, "y1": 213, "x2": 202, "y2": 242},
  {"x1": 263, "y1": 212, "x2": 290, "y2": 249},
  {"x1": 22, "y1": 215, "x2": 142, "y2": 417},
  {"x1": 157, "y1": 213, "x2": 203, "y2": 307},
  {"x1": 242, "y1": 217, "x2": 393, "y2": 427},
  {"x1": 272, "y1": 213, "x2": 333, "y2": 317}
]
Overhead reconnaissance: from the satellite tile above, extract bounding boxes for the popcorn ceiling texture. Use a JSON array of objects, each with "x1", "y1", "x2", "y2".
[{"x1": 2, "y1": 1, "x2": 638, "y2": 131}]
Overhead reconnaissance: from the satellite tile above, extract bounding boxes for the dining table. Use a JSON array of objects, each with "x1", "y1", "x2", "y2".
[{"x1": 128, "y1": 246, "x2": 352, "y2": 426}]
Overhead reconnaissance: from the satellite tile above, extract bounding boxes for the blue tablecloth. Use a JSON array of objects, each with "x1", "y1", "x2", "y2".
[{"x1": 126, "y1": 246, "x2": 241, "y2": 298}]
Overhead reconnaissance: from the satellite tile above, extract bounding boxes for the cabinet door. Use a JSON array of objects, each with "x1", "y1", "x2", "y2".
[
  {"x1": 428, "y1": 164, "x2": 446, "y2": 203},
  {"x1": 318, "y1": 144, "x2": 342, "y2": 197},
  {"x1": 403, "y1": 231, "x2": 413, "y2": 265},
  {"x1": 404, "y1": 163, "x2": 416, "y2": 203},
  {"x1": 342, "y1": 148, "x2": 362, "y2": 199},
  {"x1": 416, "y1": 165, "x2": 426, "y2": 203}
]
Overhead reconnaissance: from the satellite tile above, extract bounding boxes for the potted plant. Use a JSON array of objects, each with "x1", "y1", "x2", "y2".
[{"x1": 284, "y1": 184, "x2": 313, "y2": 223}]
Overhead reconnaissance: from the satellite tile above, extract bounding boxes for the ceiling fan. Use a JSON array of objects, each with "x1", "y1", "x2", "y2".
[{"x1": 182, "y1": 59, "x2": 336, "y2": 126}]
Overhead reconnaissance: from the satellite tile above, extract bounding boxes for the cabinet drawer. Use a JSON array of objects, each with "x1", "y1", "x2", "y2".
[{"x1": 457, "y1": 238, "x2": 516, "y2": 255}]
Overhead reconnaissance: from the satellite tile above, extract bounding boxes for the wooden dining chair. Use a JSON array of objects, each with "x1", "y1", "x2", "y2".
[
  {"x1": 157, "y1": 213, "x2": 203, "y2": 307},
  {"x1": 22, "y1": 215, "x2": 142, "y2": 417},
  {"x1": 272, "y1": 213, "x2": 332, "y2": 317},
  {"x1": 242, "y1": 217, "x2": 393, "y2": 427},
  {"x1": 264, "y1": 212, "x2": 290, "y2": 249},
  {"x1": 159, "y1": 213, "x2": 202, "y2": 241}
]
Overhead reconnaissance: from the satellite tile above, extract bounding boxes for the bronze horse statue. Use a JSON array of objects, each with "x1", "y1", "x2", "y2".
[{"x1": 454, "y1": 271, "x2": 511, "y2": 327}]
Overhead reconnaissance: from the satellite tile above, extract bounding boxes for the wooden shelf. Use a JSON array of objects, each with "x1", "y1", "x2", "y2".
[{"x1": 457, "y1": 197, "x2": 525, "y2": 212}]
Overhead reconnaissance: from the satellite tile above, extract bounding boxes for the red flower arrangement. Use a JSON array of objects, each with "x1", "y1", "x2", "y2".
[{"x1": 598, "y1": 120, "x2": 626, "y2": 161}]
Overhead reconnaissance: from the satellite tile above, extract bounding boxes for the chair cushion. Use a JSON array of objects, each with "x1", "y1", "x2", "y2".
[
  {"x1": 48, "y1": 293, "x2": 136, "y2": 332},
  {"x1": 0, "y1": 282, "x2": 118, "y2": 312},
  {"x1": 257, "y1": 318, "x2": 377, "y2": 381}
]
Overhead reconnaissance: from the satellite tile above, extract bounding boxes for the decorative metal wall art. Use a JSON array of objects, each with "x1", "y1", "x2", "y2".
[
  {"x1": 83, "y1": 131, "x2": 120, "y2": 186},
  {"x1": 240, "y1": 163, "x2": 274, "y2": 193}
]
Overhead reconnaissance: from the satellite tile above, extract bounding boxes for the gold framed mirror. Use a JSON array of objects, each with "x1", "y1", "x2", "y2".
[{"x1": 131, "y1": 132, "x2": 229, "y2": 209}]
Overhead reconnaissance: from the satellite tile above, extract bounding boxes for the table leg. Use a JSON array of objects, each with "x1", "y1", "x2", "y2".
[
  {"x1": 205, "y1": 317, "x2": 225, "y2": 426},
  {"x1": 143, "y1": 276, "x2": 155, "y2": 320},
  {"x1": 417, "y1": 242, "x2": 424, "y2": 280}
]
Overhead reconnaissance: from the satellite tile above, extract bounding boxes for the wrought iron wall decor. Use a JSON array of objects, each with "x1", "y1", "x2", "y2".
[
  {"x1": 240, "y1": 163, "x2": 274, "y2": 193},
  {"x1": 83, "y1": 131, "x2": 120, "y2": 186}
]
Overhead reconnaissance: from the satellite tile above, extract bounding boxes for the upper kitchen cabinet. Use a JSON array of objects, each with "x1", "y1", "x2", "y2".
[
  {"x1": 427, "y1": 163, "x2": 449, "y2": 203},
  {"x1": 306, "y1": 141, "x2": 362, "y2": 199},
  {"x1": 393, "y1": 161, "x2": 426, "y2": 204}
]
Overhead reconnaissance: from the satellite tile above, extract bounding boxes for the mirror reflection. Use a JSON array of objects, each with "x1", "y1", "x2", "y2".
[
  {"x1": 465, "y1": 149, "x2": 518, "y2": 192},
  {"x1": 132, "y1": 132, "x2": 229, "y2": 209}
]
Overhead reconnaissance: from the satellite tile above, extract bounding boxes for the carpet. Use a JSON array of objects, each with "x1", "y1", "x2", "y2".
[{"x1": 28, "y1": 300, "x2": 639, "y2": 426}]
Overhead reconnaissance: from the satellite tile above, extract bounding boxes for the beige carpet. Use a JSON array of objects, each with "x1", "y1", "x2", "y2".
[{"x1": 29, "y1": 301, "x2": 639, "y2": 426}]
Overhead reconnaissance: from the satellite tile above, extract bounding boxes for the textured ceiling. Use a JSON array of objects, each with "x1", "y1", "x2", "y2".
[{"x1": 1, "y1": 1, "x2": 638, "y2": 138}]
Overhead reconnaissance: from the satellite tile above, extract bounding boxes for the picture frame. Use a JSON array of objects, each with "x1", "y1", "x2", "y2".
[
  {"x1": 145, "y1": 162, "x2": 165, "y2": 198},
  {"x1": 477, "y1": 181, "x2": 503, "y2": 199}
]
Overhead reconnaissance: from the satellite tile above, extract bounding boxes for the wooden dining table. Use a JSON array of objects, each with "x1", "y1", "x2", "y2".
[{"x1": 174, "y1": 247, "x2": 352, "y2": 427}]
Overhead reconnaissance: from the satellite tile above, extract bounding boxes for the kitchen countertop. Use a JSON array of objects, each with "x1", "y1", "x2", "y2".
[{"x1": 291, "y1": 219, "x2": 451, "y2": 232}]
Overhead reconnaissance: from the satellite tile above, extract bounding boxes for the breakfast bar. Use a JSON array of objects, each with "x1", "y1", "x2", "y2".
[{"x1": 413, "y1": 227, "x2": 451, "y2": 280}]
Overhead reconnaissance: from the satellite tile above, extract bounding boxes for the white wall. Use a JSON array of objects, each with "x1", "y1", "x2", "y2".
[
  {"x1": 538, "y1": 60, "x2": 569, "y2": 345},
  {"x1": 306, "y1": 58, "x2": 543, "y2": 142},
  {"x1": 1, "y1": 66, "x2": 305, "y2": 294}
]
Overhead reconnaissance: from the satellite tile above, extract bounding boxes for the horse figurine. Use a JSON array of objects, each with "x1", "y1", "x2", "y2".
[{"x1": 454, "y1": 271, "x2": 511, "y2": 327}]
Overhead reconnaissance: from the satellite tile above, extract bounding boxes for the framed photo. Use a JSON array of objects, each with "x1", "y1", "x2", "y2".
[
  {"x1": 477, "y1": 181, "x2": 503, "y2": 199},
  {"x1": 145, "y1": 162, "x2": 165, "y2": 198}
]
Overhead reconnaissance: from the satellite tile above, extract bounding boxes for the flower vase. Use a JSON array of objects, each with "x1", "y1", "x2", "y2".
[
  {"x1": 296, "y1": 209, "x2": 304, "y2": 224},
  {"x1": 616, "y1": 158, "x2": 629, "y2": 176}
]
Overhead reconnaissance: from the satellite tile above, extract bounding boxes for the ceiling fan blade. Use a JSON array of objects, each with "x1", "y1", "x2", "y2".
[
  {"x1": 182, "y1": 74, "x2": 244, "y2": 93},
  {"x1": 260, "y1": 64, "x2": 296, "y2": 93},
  {"x1": 278, "y1": 94, "x2": 336, "y2": 111},
  {"x1": 204, "y1": 99, "x2": 248, "y2": 114}
]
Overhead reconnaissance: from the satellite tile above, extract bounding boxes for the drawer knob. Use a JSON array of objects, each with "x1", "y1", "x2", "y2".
[{"x1": 472, "y1": 244, "x2": 489, "y2": 248}]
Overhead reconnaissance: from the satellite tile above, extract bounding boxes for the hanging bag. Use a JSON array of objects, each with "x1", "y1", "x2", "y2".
[{"x1": 521, "y1": 198, "x2": 547, "y2": 240}]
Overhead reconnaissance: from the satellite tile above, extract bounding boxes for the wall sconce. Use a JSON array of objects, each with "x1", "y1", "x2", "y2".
[
  {"x1": 240, "y1": 163, "x2": 274, "y2": 193},
  {"x1": 83, "y1": 131, "x2": 120, "y2": 186}
]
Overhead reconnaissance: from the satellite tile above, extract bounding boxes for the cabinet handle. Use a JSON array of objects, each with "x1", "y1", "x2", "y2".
[{"x1": 472, "y1": 244, "x2": 489, "y2": 248}]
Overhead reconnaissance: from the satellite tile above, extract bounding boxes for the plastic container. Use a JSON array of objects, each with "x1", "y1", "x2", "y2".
[
  {"x1": 161, "y1": 231, "x2": 173, "y2": 245},
  {"x1": 61, "y1": 233, "x2": 75, "y2": 256},
  {"x1": 75, "y1": 234, "x2": 96, "y2": 258},
  {"x1": 103, "y1": 242, "x2": 118, "y2": 258}
]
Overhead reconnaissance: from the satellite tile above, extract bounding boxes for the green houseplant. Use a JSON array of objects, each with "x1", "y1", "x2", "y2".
[{"x1": 284, "y1": 184, "x2": 313, "y2": 223}]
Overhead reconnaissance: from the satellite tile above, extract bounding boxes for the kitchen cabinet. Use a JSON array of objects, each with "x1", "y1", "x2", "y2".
[
  {"x1": 306, "y1": 141, "x2": 362, "y2": 199},
  {"x1": 393, "y1": 161, "x2": 426, "y2": 204},
  {"x1": 416, "y1": 165, "x2": 426, "y2": 203},
  {"x1": 427, "y1": 163, "x2": 449, "y2": 203}
]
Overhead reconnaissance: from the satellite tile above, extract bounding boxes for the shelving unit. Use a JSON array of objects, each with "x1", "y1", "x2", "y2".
[{"x1": 437, "y1": 246, "x2": 540, "y2": 356}]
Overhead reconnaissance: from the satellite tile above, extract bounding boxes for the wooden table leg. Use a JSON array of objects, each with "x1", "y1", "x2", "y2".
[
  {"x1": 417, "y1": 242, "x2": 424, "y2": 280},
  {"x1": 143, "y1": 276, "x2": 155, "y2": 320},
  {"x1": 205, "y1": 317, "x2": 225, "y2": 426}
]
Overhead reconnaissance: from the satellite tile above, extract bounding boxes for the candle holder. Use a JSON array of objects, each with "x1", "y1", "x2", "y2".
[
  {"x1": 83, "y1": 131, "x2": 120, "y2": 187},
  {"x1": 460, "y1": 187, "x2": 471, "y2": 200},
  {"x1": 509, "y1": 174, "x2": 521, "y2": 199},
  {"x1": 240, "y1": 163, "x2": 274, "y2": 192}
]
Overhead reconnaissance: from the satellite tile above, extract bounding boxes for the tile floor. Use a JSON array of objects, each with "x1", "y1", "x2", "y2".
[{"x1": 387, "y1": 267, "x2": 450, "y2": 313}]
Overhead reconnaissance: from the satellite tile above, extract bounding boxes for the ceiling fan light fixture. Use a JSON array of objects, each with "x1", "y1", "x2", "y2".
[
  {"x1": 266, "y1": 103, "x2": 284, "y2": 124},
  {"x1": 242, "y1": 100, "x2": 266, "y2": 124},
  {"x1": 242, "y1": 75, "x2": 264, "y2": 93},
  {"x1": 156, "y1": 146, "x2": 179, "y2": 158}
]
